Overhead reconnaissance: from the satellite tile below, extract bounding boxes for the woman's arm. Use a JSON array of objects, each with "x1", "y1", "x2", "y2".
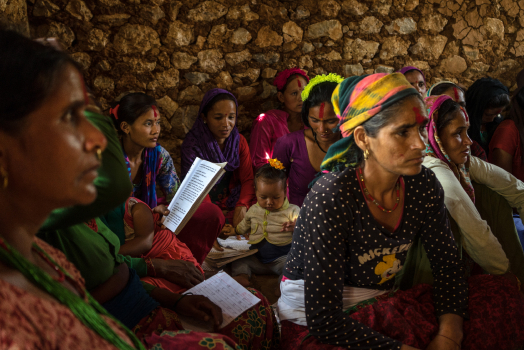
[
  {"x1": 488, "y1": 119, "x2": 519, "y2": 173},
  {"x1": 490, "y1": 148, "x2": 514, "y2": 174},
  {"x1": 470, "y1": 156, "x2": 524, "y2": 216},
  {"x1": 235, "y1": 135, "x2": 256, "y2": 209},
  {"x1": 118, "y1": 202, "x2": 155, "y2": 257},
  {"x1": 302, "y1": 189, "x2": 403, "y2": 349},
  {"x1": 419, "y1": 171, "x2": 468, "y2": 346},
  {"x1": 427, "y1": 159, "x2": 510, "y2": 275},
  {"x1": 41, "y1": 111, "x2": 132, "y2": 230},
  {"x1": 250, "y1": 114, "x2": 274, "y2": 170},
  {"x1": 155, "y1": 146, "x2": 180, "y2": 202}
]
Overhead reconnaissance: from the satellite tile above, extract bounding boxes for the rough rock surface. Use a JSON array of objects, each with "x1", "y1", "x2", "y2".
[{"x1": 19, "y1": 0, "x2": 524, "y2": 172}]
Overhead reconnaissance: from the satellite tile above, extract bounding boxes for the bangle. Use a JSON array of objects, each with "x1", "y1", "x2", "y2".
[
  {"x1": 437, "y1": 334, "x2": 461, "y2": 349},
  {"x1": 173, "y1": 292, "x2": 193, "y2": 311},
  {"x1": 145, "y1": 258, "x2": 156, "y2": 277}
]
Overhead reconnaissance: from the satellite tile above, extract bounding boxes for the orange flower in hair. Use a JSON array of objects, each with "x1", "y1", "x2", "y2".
[{"x1": 268, "y1": 158, "x2": 285, "y2": 170}]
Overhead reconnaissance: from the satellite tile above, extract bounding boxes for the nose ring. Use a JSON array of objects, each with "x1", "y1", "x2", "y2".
[{"x1": 96, "y1": 148, "x2": 102, "y2": 161}]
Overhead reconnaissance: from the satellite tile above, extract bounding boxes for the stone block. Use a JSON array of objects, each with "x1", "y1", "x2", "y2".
[
  {"x1": 255, "y1": 26, "x2": 283, "y2": 48},
  {"x1": 114, "y1": 24, "x2": 160, "y2": 55},
  {"x1": 306, "y1": 20, "x2": 343, "y2": 41},
  {"x1": 187, "y1": 1, "x2": 227, "y2": 22},
  {"x1": 198, "y1": 49, "x2": 225, "y2": 73}
]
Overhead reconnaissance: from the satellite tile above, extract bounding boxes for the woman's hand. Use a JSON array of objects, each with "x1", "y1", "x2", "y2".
[
  {"x1": 281, "y1": 220, "x2": 297, "y2": 232},
  {"x1": 426, "y1": 334, "x2": 460, "y2": 350},
  {"x1": 176, "y1": 295, "x2": 223, "y2": 330},
  {"x1": 232, "y1": 206, "x2": 247, "y2": 227},
  {"x1": 152, "y1": 259, "x2": 204, "y2": 289},
  {"x1": 220, "y1": 224, "x2": 242, "y2": 241}
]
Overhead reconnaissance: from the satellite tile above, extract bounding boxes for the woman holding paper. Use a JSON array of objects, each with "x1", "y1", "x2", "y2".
[
  {"x1": 109, "y1": 93, "x2": 225, "y2": 263},
  {"x1": 181, "y1": 89, "x2": 256, "y2": 230}
]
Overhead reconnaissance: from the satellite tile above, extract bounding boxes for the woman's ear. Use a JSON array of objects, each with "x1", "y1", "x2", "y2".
[
  {"x1": 353, "y1": 126, "x2": 369, "y2": 152},
  {"x1": 277, "y1": 91, "x2": 285, "y2": 103},
  {"x1": 120, "y1": 122, "x2": 130, "y2": 135}
]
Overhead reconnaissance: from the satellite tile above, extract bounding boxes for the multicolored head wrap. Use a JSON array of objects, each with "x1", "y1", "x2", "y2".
[
  {"x1": 273, "y1": 68, "x2": 309, "y2": 91},
  {"x1": 426, "y1": 81, "x2": 464, "y2": 99},
  {"x1": 301, "y1": 73, "x2": 344, "y2": 102},
  {"x1": 320, "y1": 73, "x2": 419, "y2": 173},
  {"x1": 398, "y1": 66, "x2": 426, "y2": 84},
  {"x1": 425, "y1": 95, "x2": 475, "y2": 203}
]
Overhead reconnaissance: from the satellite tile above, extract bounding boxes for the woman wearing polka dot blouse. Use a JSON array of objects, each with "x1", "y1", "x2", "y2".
[{"x1": 276, "y1": 74, "x2": 505, "y2": 350}]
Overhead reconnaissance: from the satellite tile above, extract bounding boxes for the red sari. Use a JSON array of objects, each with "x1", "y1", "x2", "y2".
[{"x1": 124, "y1": 198, "x2": 204, "y2": 294}]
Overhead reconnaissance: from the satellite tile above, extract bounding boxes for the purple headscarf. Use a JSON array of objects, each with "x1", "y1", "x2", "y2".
[
  {"x1": 398, "y1": 66, "x2": 426, "y2": 83},
  {"x1": 181, "y1": 88, "x2": 240, "y2": 178}
]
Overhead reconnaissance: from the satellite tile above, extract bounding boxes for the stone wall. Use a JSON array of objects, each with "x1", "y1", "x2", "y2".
[
  {"x1": 23, "y1": 0, "x2": 524, "y2": 172},
  {"x1": 1, "y1": 0, "x2": 30, "y2": 35}
]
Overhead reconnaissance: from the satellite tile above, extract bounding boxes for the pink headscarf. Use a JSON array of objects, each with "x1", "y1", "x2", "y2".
[{"x1": 273, "y1": 68, "x2": 309, "y2": 91}]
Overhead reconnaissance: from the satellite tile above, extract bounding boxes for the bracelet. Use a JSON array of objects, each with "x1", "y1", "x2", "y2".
[
  {"x1": 173, "y1": 292, "x2": 193, "y2": 311},
  {"x1": 145, "y1": 258, "x2": 156, "y2": 277},
  {"x1": 437, "y1": 334, "x2": 461, "y2": 349}
]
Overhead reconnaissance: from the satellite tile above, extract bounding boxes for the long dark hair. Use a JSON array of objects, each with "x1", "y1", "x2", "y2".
[
  {"x1": 110, "y1": 92, "x2": 158, "y2": 136},
  {"x1": 0, "y1": 30, "x2": 79, "y2": 133}
]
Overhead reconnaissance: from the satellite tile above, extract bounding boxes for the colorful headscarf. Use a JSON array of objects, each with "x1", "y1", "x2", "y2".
[
  {"x1": 398, "y1": 66, "x2": 426, "y2": 84},
  {"x1": 425, "y1": 95, "x2": 475, "y2": 203},
  {"x1": 427, "y1": 81, "x2": 464, "y2": 98},
  {"x1": 273, "y1": 68, "x2": 309, "y2": 91},
  {"x1": 320, "y1": 73, "x2": 419, "y2": 172},
  {"x1": 181, "y1": 88, "x2": 241, "y2": 208}
]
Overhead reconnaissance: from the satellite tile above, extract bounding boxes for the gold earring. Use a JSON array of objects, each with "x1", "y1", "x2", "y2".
[
  {"x1": 363, "y1": 149, "x2": 370, "y2": 161},
  {"x1": 96, "y1": 148, "x2": 102, "y2": 161},
  {"x1": 0, "y1": 166, "x2": 8, "y2": 189}
]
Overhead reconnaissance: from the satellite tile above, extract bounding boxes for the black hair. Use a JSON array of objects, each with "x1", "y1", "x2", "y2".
[
  {"x1": 485, "y1": 94, "x2": 510, "y2": 110},
  {"x1": 430, "y1": 83, "x2": 464, "y2": 97},
  {"x1": 0, "y1": 29, "x2": 80, "y2": 133},
  {"x1": 347, "y1": 94, "x2": 424, "y2": 165},
  {"x1": 110, "y1": 92, "x2": 158, "y2": 136},
  {"x1": 435, "y1": 99, "x2": 462, "y2": 131},
  {"x1": 511, "y1": 89, "x2": 524, "y2": 164},
  {"x1": 201, "y1": 93, "x2": 237, "y2": 118},
  {"x1": 301, "y1": 81, "x2": 340, "y2": 127},
  {"x1": 254, "y1": 163, "x2": 287, "y2": 191}
]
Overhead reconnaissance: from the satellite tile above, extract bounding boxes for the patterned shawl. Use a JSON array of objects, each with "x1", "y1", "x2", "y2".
[
  {"x1": 425, "y1": 95, "x2": 475, "y2": 203},
  {"x1": 320, "y1": 73, "x2": 419, "y2": 172}
]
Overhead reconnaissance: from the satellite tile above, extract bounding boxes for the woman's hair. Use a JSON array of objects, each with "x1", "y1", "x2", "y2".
[
  {"x1": 278, "y1": 74, "x2": 302, "y2": 93},
  {"x1": 0, "y1": 30, "x2": 79, "y2": 133},
  {"x1": 430, "y1": 83, "x2": 464, "y2": 96},
  {"x1": 301, "y1": 81, "x2": 340, "y2": 127},
  {"x1": 110, "y1": 92, "x2": 157, "y2": 135},
  {"x1": 201, "y1": 93, "x2": 237, "y2": 118},
  {"x1": 485, "y1": 94, "x2": 510, "y2": 110},
  {"x1": 347, "y1": 94, "x2": 424, "y2": 165},
  {"x1": 435, "y1": 99, "x2": 462, "y2": 131},
  {"x1": 254, "y1": 163, "x2": 287, "y2": 191}
]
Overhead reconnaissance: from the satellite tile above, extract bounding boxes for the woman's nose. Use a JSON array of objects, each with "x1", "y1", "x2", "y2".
[{"x1": 83, "y1": 117, "x2": 107, "y2": 154}]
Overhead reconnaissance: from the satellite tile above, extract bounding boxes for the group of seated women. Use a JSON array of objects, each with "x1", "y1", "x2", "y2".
[{"x1": 1, "y1": 28, "x2": 524, "y2": 350}]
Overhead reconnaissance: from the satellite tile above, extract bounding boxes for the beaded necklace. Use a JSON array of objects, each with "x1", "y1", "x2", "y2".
[
  {"x1": 357, "y1": 167, "x2": 401, "y2": 213},
  {"x1": 0, "y1": 237, "x2": 145, "y2": 350}
]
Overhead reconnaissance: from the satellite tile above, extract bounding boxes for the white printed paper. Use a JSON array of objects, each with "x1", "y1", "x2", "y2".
[{"x1": 180, "y1": 272, "x2": 261, "y2": 332}]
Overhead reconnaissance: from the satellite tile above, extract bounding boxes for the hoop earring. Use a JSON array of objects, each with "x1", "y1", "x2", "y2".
[
  {"x1": 0, "y1": 166, "x2": 7, "y2": 189},
  {"x1": 363, "y1": 149, "x2": 370, "y2": 161}
]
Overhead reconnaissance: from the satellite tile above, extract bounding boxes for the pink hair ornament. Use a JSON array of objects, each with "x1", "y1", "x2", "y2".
[{"x1": 110, "y1": 105, "x2": 120, "y2": 120}]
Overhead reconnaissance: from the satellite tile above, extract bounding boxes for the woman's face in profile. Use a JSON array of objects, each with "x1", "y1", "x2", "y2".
[
  {"x1": 366, "y1": 97, "x2": 428, "y2": 176},
  {"x1": 439, "y1": 110, "x2": 473, "y2": 165},
  {"x1": 278, "y1": 76, "x2": 307, "y2": 114},
  {"x1": 1, "y1": 64, "x2": 107, "y2": 208}
]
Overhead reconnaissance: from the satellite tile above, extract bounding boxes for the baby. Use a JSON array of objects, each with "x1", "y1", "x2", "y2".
[{"x1": 221, "y1": 159, "x2": 300, "y2": 287}]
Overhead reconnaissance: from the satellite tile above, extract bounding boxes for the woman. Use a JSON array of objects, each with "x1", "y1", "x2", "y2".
[
  {"x1": 273, "y1": 73, "x2": 343, "y2": 206},
  {"x1": 181, "y1": 89, "x2": 255, "y2": 230},
  {"x1": 427, "y1": 81, "x2": 487, "y2": 161},
  {"x1": 250, "y1": 68, "x2": 309, "y2": 170},
  {"x1": 0, "y1": 29, "x2": 238, "y2": 350},
  {"x1": 278, "y1": 73, "x2": 523, "y2": 350},
  {"x1": 110, "y1": 93, "x2": 223, "y2": 263},
  {"x1": 419, "y1": 95, "x2": 524, "y2": 348},
  {"x1": 399, "y1": 66, "x2": 427, "y2": 95},
  {"x1": 465, "y1": 77, "x2": 510, "y2": 154},
  {"x1": 33, "y1": 59, "x2": 279, "y2": 350},
  {"x1": 490, "y1": 87, "x2": 524, "y2": 182}
]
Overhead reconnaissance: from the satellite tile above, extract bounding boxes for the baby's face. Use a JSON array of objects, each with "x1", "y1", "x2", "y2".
[{"x1": 256, "y1": 180, "x2": 286, "y2": 212}]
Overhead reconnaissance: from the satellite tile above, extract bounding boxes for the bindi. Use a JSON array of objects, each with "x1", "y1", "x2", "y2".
[
  {"x1": 453, "y1": 87, "x2": 459, "y2": 102},
  {"x1": 297, "y1": 78, "x2": 302, "y2": 88},
  {"x1": 152, "y1": 105, "x2": 159, "y2": 119},
  {"x1": 413, "y1": 107, "x2": 426, "y2": 124},
  {"x1": 319, "y1": 102, "x2": 325, "y2": 120}
]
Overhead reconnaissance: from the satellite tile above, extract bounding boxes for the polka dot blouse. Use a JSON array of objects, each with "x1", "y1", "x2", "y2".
[{"x1": 283, "y1": 166, "x2": 468, "y2": 349}]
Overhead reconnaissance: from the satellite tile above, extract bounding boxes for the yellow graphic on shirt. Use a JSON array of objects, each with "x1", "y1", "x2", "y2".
[{"x1": 375, "y1": 254, "x2": 402, "y2": 284}]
